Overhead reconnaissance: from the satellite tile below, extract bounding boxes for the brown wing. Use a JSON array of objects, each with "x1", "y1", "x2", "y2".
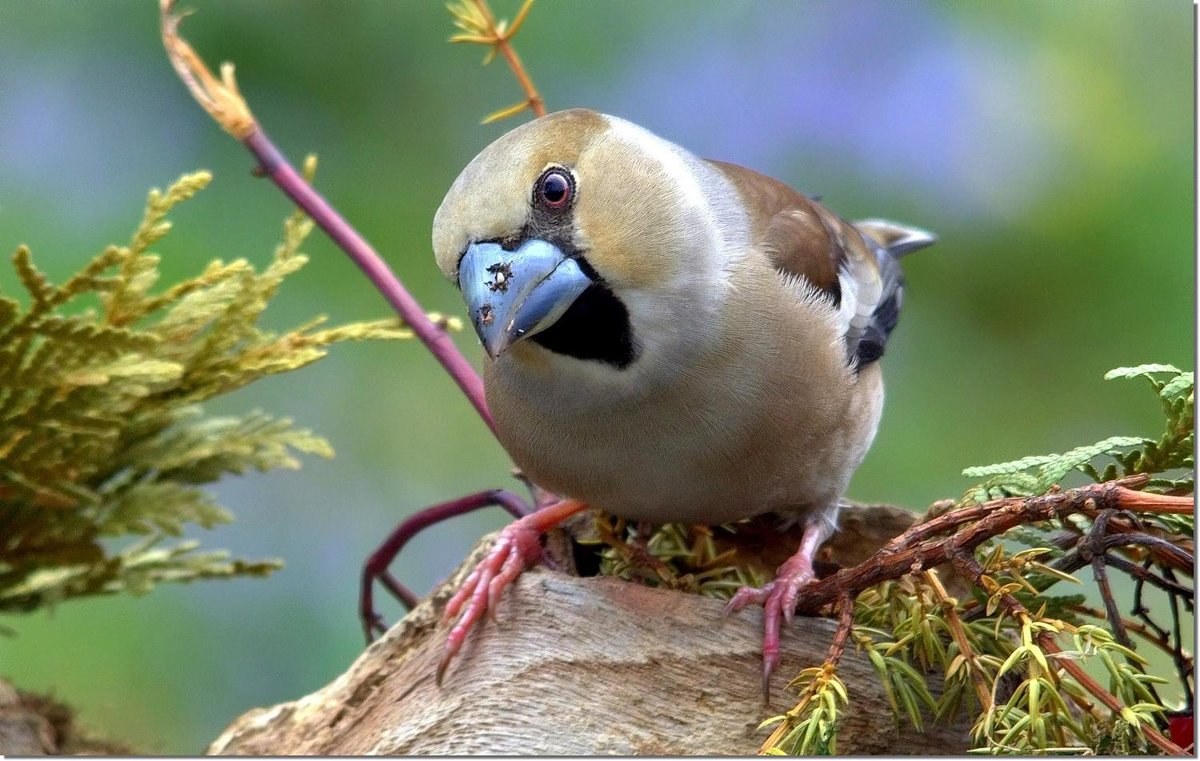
[
  {"x1": 708, "y1": 159, "x2": 899, "y2": 365},
  {"x1": 707, "y1": 159, "x2": 859, "y2": 304},
  {"x1": 707, "y1": 160, "x2": 937, "y2": 364}
]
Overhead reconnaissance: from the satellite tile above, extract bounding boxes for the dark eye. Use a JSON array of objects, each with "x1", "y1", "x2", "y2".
[{"x1": 537, "y1": 168, "x2": 573, "y2": 208}]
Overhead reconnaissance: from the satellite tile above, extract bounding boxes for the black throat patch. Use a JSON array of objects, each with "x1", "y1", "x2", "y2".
[{"x1": 530, "y1": 280, "x2": 637, "y2": 369}]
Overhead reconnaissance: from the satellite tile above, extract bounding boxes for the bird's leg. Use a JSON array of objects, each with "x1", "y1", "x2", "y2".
[
  {"x1": 512, "y1": 467, "x2": 560, "y2": 511},
  {"x1": 438, "y1": 498, "x2": 589, "y2": 684},
  {"x1": 724, "y1": 517, "x2": 833, "y2": 689},
  {"x1": 359, "y1": 489, "x2": 533, "y2": 644},
  {"x1": 632, "y1": 520, "x2": 654, "y2": 552}
]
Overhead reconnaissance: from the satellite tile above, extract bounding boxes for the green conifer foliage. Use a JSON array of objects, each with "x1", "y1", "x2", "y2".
[
  {"x1": 0, "y1": 166, "x2": 445, "y2": 613},
  {"x1": 962, "y1": 365, "x2": 1194, "y2": 502}
]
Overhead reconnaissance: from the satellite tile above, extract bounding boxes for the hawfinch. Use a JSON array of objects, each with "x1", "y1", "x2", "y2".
[{"x1": 432, "y1": 108, "x2": 934, "y2": 684}]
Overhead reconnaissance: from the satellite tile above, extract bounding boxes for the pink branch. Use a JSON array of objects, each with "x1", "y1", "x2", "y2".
[{"x1": 243, "y1": 130, "x2": 495, "y2": 435}]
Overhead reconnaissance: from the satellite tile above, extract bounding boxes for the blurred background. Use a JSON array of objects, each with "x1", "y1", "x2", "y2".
[{"x1": 0, "y1": 0, "x2": 1192, "y2": 753}]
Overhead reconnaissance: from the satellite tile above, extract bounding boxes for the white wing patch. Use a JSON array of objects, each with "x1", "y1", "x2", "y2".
[{"x1": 836, "y1": 251, "x2": 883, "y2": 355}]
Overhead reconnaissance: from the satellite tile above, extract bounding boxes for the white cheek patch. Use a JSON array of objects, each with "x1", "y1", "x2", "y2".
[
  {"x1": 598, "y1": 113, "x2": 752, "y2": 324},
  {"x1": 602, "y1": 116, "x2": 711, "y2": 224}
]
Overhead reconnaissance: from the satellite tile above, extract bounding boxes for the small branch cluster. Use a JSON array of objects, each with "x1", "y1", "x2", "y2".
[
  {"x1": 0, "y1": 164, "x2": 422, "y2": 613},
  {"x1": 586, "y1": 516, "x2": 770, "y2": 597},
  {"x1": 160, "y1": 0, "x2": 495, "y2": 430},
  {"x1": 447, "y1": 0, "x2": 547, "y2": 123}
]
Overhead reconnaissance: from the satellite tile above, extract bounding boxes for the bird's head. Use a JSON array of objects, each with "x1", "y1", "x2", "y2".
[{"x1": 433, "y1": 109, "x2": 745, "y2": 377}]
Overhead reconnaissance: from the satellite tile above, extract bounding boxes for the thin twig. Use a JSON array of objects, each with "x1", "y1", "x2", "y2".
[
  {"x1": 882, "y1": 475, "x2": 1189, "y2": 556},
  {"x1": 160, "y1": 0, "x2": 495, "y2": 434},
  {"x1": 1086, "y1": 510, "x2": 1132, "y2": 647},
  {"x1": 1103, "y1": 554, "x2": 1195, "y2": 598},
  {"x1": 1125, "y1": 570, "x2": 1186, "y2": 713},
  {"x1": 1046, "y1": 640, "x2": 1185, "y2": 755},
  {"x1": 359, "y1": 489, "x2": 533, "y2": 641},
  {"x1": 472, "y1": 0, "x2": 545, "y2": 118},
  {"x1": 1056, "y1": 525, "x2": 1195, "y2": 576},
  {"x1": 1163, "y1": 566, "x2": 1194, "y2": 712},
  {"x1": 758, "y1": 593, "x2": 854, "y2": 754},
  {"x1": 1128, "y1": 565, "x2": 1195, "y2": 713},
  {"x1": 797, "y1": 479, "x2": 1193, "y2": 615},
  {"x1": 1079, "y1": 510, "x2": 1167, "y2": 708},
  {"x1": 449, "y1": 0, "x2": 546, "y2": 123},
  {"x1": 923, "y1": 570, "x2": 992, "y2": 712},
  {"x1": 826, "y1": 593, "x2": 855, "y2": 667}
]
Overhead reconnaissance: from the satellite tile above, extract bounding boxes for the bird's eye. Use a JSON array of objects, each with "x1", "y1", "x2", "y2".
[{"x1": 536, "y1": 168, "x2": 573, "y2": 209}]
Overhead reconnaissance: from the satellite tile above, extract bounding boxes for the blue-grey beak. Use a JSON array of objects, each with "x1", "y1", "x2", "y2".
[{"x1": 458, "y1": 239, "x2": 592, "y2": 358}]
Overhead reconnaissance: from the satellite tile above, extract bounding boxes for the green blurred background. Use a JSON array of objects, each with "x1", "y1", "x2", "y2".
[{"x1": 0, "y1": 0, "x2": 1192, "y2": 753}]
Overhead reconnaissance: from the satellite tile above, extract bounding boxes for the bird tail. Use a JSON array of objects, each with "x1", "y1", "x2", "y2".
[{"x1": 853, "y1": 219, "x2": 937, "y2": 259}]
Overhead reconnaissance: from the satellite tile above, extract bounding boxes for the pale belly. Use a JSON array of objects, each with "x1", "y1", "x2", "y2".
[{"x1": 485, "y1": 355, "x2": 884, "y2": 526}]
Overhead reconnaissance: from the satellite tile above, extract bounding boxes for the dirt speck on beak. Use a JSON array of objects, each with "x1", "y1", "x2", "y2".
[{"x1": 485, "y1": 262, "x2": 513, "y2": 293}]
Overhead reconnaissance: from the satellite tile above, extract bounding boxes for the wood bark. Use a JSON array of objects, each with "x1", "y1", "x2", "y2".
[
  {"x1": 0, "y1": 679, "x2": 56, "y2": 756},
  {"x1": 0, "y1": 678, "x2": 131, "y2": 755},
  {"x1": 209, "y1": 508, "x2": 971, "y2": 756}
]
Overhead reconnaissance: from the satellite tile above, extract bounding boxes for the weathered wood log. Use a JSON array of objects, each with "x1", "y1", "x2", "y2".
[
  {"x1": 209, "y1": 516, "x2": 971, "y2": 755},
  {"x1": 0, "y1": 678, "x2": 132, "y2": 756},
  {"x1": 0, "y1": 679, "x2": 56, "y2": 756}
]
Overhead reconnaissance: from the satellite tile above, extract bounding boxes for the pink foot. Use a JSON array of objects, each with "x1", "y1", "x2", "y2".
[
  {"x1": 723, "y1": 518, "x2": 829, "y2": 691},
  {"x1": 437, "y1": 499, "x2": 588, "y2": 684},
  {"x1": 725, "y1": 555, "x2": 815, "y2": 689}
]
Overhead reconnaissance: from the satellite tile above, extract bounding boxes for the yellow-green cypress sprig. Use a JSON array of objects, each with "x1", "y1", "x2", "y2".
[{"x1": 0, "y1": 164, "x2": 450, "y2": 613}]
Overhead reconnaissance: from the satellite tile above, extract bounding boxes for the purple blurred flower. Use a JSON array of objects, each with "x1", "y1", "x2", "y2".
[{"x1": 572, "y1": 1, "x2": 1058, "y2": 219}]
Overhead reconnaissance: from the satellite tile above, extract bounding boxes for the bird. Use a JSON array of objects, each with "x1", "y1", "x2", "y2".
[{"x1": 431, "y1": 108, "x2": 935, "y2": 685}]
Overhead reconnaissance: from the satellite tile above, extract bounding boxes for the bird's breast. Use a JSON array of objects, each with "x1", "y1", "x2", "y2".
[{"x1": 482, "y1": 324, "x2": 883, "y2": 526}]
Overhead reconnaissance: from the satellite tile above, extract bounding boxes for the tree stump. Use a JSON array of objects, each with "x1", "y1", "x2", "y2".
[{"x1": 209, "y1": 523, "x2": 971, "y2": 755}]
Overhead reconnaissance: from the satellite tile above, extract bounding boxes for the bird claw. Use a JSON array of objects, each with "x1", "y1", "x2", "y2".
[
  {"x1": 362, "y1": 611, "x2": 389, "y2": 643},
  {"x1": 725, "y1": 556, "x2": 816, "y2": 693},
  {"x1": 436, "y1": 519, "x2": 544, "y2": 684},
  {"x1": 724, "y1": 518, "x2": 830, "y2": 693},
  {"x1": 723, "y1": 582, "x2": 773, "y2": 615}
]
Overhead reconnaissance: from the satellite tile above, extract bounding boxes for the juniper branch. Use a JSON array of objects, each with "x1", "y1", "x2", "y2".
[
  {"x1": 794, "y1": 477, "x2": 1192, "y2": 616},
  {"x1": 924, "y1": 569, "x2": 992, "y2": 711},
  {"x1": 448, "y1": 0, "x2": 545, "y2": 123},
  {"x1": 952, "y1": 551, "x2": 1187, "y2": 756}
]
